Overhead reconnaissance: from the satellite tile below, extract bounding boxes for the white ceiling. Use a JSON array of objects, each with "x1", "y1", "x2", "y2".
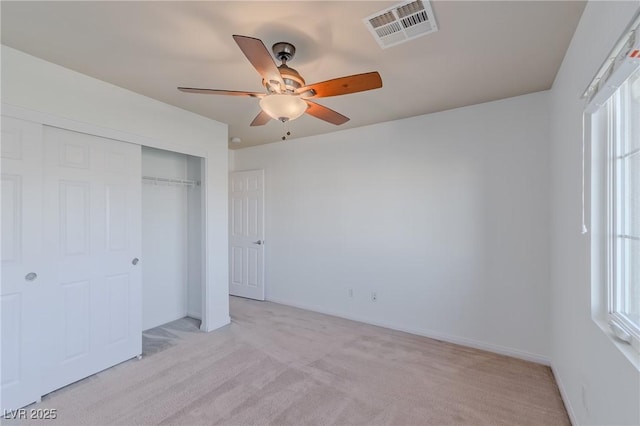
[{"x1": 1, "y1": 1, "x2": 585, "y2": 149}]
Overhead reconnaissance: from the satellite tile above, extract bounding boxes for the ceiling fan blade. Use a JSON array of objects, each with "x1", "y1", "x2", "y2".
[
  {"x1": 178, "y1": 87, "x2": 263, "y2": 97},
  {"x1": 298, "y1": 72, "x2": 382, "y2": 98},
  {"x1": 250, "y1": 110, "x2": 272, "y2": 126},
  {"x1": 232, "y1": 35, "x2": 285, "y2": 90},
  {"x1": 305, "y1": 101, "x2": 350, "y2": 125}
]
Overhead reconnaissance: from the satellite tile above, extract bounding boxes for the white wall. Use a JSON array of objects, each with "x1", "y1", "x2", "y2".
[
  {"x1": 233, "y1": 91, "x2": 551, "y2": 362},
  {"x1": 141, "y1": 147, "x2": 191, "y2": 330},
  {"x1": 549, "y1": 2, "x2": 640, "y2": 425},
  {"x1": 1, "y1": 46, "x2": 230, "y2": 331}
]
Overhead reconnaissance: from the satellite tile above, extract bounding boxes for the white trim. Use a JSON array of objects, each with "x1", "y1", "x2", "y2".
[
  {"x1": 201, "y1": 316, "x2": 231, "y2": 332},
  {"x1": 1, "y1": 102, "x2": 215, "y2": 332},
  {"x1": 604, "y1": 74, "x2": 640, "y2": 355},
  {"x1": 594, "y1": 318, "x2": 640, "y2": 371},
  {"x1": 589, "y1": 76, "x2": 640, "y2": 371},
  {"x1": 266, "y1": 296, "x2": 550, "y2": 365},
  {"x1": 551, "y1": 365, "x2": 578, "y2": 426},
  {"x1": 1, "y1": 103, "x2": 207, "y2": 157}
]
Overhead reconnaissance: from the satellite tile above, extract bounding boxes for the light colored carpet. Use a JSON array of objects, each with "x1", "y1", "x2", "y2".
[{"x1": 10, "y1": 297, "x2": 569, "y2": 425}]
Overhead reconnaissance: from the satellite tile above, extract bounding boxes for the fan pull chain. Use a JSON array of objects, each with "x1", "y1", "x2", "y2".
[{"x1": 281, "y1": 121, "x2": 292, "y2": 141}]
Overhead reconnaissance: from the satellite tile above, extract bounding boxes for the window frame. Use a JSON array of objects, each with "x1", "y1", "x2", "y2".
[{"x1": 605, "y1": 73, "x2": 640, "y2": 353}]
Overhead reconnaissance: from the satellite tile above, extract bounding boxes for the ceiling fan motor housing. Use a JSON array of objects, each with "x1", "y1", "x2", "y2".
[
  {"x1": 262, "y1": 65, "x2": 306, "y2": 93},
  {"x1": 278, "y1": 64, "x2": 305, "y2": 91},
  {"x1": 272, "y1": 42, "x2": 296, "y2": 62},
  {"x1": 260, "y1": 42, "x2": 306, "y2": 93}
]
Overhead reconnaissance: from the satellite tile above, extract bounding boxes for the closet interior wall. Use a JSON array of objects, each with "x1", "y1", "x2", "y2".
[{"x1": 141, "y1": 146, "x2": 202, "y2": 330}]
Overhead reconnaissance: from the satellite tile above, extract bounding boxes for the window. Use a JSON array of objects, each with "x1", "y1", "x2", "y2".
[
  {"x1": 585, "y1": 15, "x2": 640, "y2": 356},
  {"x1": 607, "y1": 67, "x2": 640, "y2": 350}
]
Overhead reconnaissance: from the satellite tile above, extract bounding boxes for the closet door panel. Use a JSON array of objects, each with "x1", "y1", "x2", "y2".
[
  {"x1": 0, "y1": 117, "x2": 43, "y2": 413},
  {"x1": 41, "y1": 126, "x2": 141, "y2": 394},
  {"x1": 106, "y1": 273, "x2": 130, "y2": 344},
  {"x1": 106, "y1": 184, "x2": 128, "y2": 251},
  {"x1": 61, "y1": 280, "x2": 91, "y2": 360}
]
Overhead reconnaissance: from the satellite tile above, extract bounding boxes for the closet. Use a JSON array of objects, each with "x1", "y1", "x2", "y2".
[
  {"x1": 1, "y1": 117, "x2": 204, "y2": 413},
  {"x1": 141, "y1": 147, "x2": 203, "y2": 330},
  {"x1": 2, "y1": 117, "x2": 142, "y2": 409}
]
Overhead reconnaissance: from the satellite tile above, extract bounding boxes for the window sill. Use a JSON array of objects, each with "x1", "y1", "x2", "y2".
[{"x1": 594, "y1": 317, "x2": 640, "y2": 372}]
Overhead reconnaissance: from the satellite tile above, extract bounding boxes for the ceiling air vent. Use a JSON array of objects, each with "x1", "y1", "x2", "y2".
[{"x1": 363, "y1": 0, "x2": 438, "y2": 49}]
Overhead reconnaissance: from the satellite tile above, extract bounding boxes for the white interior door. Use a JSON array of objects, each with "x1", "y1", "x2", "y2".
[
  {"x1": 229, "y1": 170, "x2": 265, "y2": 300},
  {"x1": 40, "y1": 126, "x2": 142, "y2": 394},
  {"x1": 1, "y1": 117, "x2": 43, "y2": 412}
]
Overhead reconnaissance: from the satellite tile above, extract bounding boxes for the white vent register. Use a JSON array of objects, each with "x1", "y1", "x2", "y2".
[{"x1": 364, "y1": 0, "x2": 438, "y2": 49}]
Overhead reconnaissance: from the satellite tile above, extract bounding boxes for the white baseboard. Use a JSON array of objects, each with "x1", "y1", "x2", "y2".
[
  {"x1": 202, "y1": 315, "x2": 231, "y2": 332},
  {"x1": 266, "y1": 296, "x2": 550, "y2": 366},
  {"x1": 551, "y1": 365, "x2": 578, "y2": 426}
]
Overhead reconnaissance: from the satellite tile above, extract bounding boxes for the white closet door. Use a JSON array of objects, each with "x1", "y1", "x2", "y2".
[
  {"x1": 1, "y1": 117, "x2": 43, "y2": 412},
  {"x1": 40, "y1": 126, "x2": 142, "y2": 394}
]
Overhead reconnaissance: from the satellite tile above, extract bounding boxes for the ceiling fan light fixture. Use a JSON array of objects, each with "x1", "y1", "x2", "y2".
[
  {"x1": 179, "y1": 35, "x2": 381, "y2": 128},
  {"x1": 259, "y1": 94, "x2": 307, "y2": 122}
]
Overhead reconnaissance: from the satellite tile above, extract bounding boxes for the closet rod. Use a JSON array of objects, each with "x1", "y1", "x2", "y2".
[{"x1": 142, "y1": 175, "x2": 200, "y2": 187}]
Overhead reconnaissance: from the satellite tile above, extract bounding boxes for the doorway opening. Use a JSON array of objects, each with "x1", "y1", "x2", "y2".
[{"x1": 141, "y1": 147, "x2": 204, "y2": 334}]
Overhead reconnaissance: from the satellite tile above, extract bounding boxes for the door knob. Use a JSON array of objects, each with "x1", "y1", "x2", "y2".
[
  {"x1": 253, "y1": 240, "x2": 263, "y2": 245},
  {"x1": 25, "y1": 272, "x2": 38, "y2": 282},
  {"x1": 132, "y1": 258, "x2": 140, "y2": 265}
]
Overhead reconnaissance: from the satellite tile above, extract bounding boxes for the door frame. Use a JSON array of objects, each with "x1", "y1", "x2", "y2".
[{"x1": 1, "y1": 103, "x2": 227, "y2": 332}]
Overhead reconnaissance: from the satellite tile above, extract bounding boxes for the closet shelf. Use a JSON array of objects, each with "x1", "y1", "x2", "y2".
[{"x1": 142, "y1": 176, "x2": 200, "y2": 187}]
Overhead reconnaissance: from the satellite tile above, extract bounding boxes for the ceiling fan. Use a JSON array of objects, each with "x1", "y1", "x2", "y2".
[{"x1": 178, "y1": 35, "x2": 383, "y2": 127}]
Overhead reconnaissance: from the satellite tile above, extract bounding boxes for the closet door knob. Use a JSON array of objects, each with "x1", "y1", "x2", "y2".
[
  {"x1": 253, "y1": 240, "x2": 263, "y2": 245},
  {"x1": 132, "y1": 258, "x2": 140, "y2": 265},
  {"x1": 25, "y1": 272, "x2": 38, "y2": 282}
]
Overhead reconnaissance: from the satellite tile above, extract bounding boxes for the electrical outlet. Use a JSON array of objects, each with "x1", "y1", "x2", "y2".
[
  {"x1": 581, "y1": 384, "x2": 589, "y2": 413},
  {"x1": 348, "y1": 288, "x2": 354, "y2": 298},
  {"x1": 371, "y1": 292, "x2": 377, "y2": 302}
]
